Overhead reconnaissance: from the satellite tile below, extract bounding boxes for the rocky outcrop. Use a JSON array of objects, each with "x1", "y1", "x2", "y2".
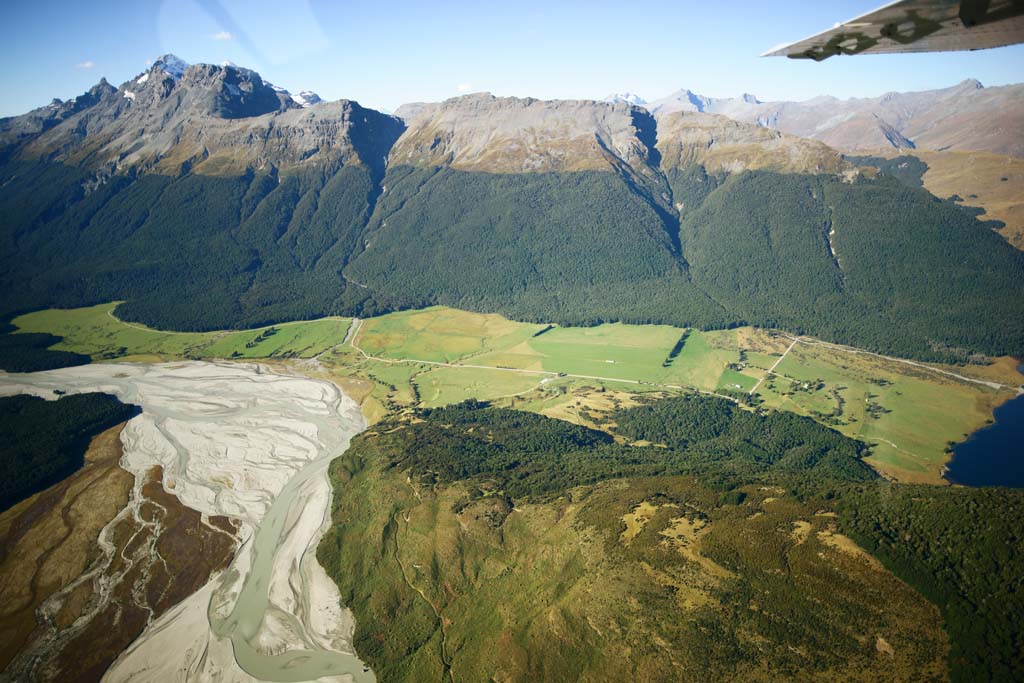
[
  {"x1": 390, "y1": 93, "x2": 849, "y2": 178},
  {"x1": 391, "y1": 92, "x2": 658, "y2": 174},
  {"x1": 655, "y1": 111, "x2": 849, "y2": 175},
  {"x1": 0, "y1": 79, "x2": 116, "y2": 160}
]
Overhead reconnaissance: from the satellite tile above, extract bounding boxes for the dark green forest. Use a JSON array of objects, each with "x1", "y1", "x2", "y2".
[
  {"x1": 0, "y1": 392, "x2": 138, "y2": 510},
  {"x1": 0, "y1": 161, "x2": 401, "y2": 331},
  {"x1": 839, "y1": 484, "x2": 1024, "y2": 681},
  {"x1": 0, "y1": 320, "x2": 89, "y2": 372},
  {"x1": 335, "y1": 397, "x2": 1023, "y2": 682},
  {"x1": 2, "y1": 155, "x2": 1022, "y2": 361},
  {"x1": 385, "y1": 397, "x2": 875, "y2": 497}
]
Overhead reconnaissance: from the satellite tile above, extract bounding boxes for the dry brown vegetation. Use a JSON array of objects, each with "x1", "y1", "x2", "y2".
[
  {"x1": 0, "y1": 423, "x2": 132, "y2": 670},
  {"x1": 0, "y1": 426, "x2": 238, "y2": 682},
  {"x1": 877, "y1": 148, "x2": 1024, "y2": 250}
]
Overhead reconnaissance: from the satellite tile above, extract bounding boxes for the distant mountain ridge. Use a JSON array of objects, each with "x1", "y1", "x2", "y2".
[{"x1": 644, "y1": 79, "x2": 1024, "y2": 157}]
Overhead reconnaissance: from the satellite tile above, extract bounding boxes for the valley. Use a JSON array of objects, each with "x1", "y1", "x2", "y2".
[
  {"x1": 1, "y1": 299, "x2": 1021, "y2": 682},
  {"x1": 10, "y1": 303, "x2": 1021, "y2": 484},
  {"x1": 0, "y1": 45, "x2": 1021, "y2": 683}
]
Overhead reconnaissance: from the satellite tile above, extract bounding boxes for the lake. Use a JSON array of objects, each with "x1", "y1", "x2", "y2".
[{"x1": 945, "y1": 391, "x2": 1024, "y2": 488}]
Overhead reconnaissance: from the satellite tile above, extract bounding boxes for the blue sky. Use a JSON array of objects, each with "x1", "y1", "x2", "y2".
[{"x1": 1, "y1": 0, "x2": 1022, "y2": 116}]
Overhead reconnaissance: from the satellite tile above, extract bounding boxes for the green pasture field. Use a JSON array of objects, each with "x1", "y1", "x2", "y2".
[
  {"x1": 758, "y1": 343, "x2": 1015, "y2": 483},
  {"x1": 414, "y1": 366, "x2": 545, "y2": 408},
  {"x1": 12, "y1": 303, "x2": 351, "y2": 361},
  {"x1": 355, "y1": 307, "x2": 543, "y2": 363}
]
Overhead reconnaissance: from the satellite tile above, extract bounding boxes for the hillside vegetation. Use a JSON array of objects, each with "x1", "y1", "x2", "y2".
[
  {"x1": 0, "y1": 392, "x2": 138, "y2": 510},
  {"x1": 319, "y1": 398, "x2": 1024, "y2": 682}
]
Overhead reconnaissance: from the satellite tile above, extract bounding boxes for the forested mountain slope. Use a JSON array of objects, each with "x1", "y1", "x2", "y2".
[
  {"x1": 0, "y1": 57, "x2": 404, "y2": 329},
  {"x1": 1, "y1": 59, "x2": 1022, "y2": 361},
  {"x1": 348, "y1": 96, "x2": 1024, "y2": 360}
]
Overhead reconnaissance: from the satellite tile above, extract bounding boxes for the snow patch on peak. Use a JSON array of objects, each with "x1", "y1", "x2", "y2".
[
  {"x1": 291, "y1": 90, "x2": 323, "y2": 107},
  {"x1": 604, "y1": 92, "x2": 646, "y2": 106},
  {"x1": 153, "y1": 54, "x2": 188, "y2": 80},
  {"x1": 136, "y1": 72, "x2": 149, "y2": 85},
  {"x1": 123, "y1": 91, "x2": 136, "y2": 101}
]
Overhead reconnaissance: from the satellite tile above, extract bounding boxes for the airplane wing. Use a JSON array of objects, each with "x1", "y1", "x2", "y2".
[{"x1": 763, "y1": 0, "x2": 1024, "y2": 60}]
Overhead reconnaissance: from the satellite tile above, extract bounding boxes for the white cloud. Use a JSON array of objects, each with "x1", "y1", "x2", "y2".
[
  {"x1": 456, "y1": 82, "x2": 473, "y2": 93},
  {"x1": 211, "y1": 30, "x2": 234, "y2": 41},
  {"x1": 75, "y1": 60, "x2": 95, "y2": 70}
]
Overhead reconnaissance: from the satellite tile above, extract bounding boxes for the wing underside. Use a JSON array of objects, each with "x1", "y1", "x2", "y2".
[{"x1": 764, "y1": 0, "x2": 1024, "y2": 60}]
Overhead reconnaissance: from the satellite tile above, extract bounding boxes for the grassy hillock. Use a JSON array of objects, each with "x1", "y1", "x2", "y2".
[
  {"x1": 318, "y1": 398, "x2": 1024, "y2": 682},
  {"x1": 0, "y1": 392, "x2": 138, "y2": 510}
]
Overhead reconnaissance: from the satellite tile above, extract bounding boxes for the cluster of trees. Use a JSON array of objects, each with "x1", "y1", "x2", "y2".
[
  {"x1": 382, "y1": 396, "x2": 875, "y2": 500},
  {"x1": 839, "y1": 484, "x2": 1024, "y2": 681},
  {"x1": 844, "y1": 154, "x2": 928, "y2": 187},
  {"x1": 610, "y1": 394, "x2": 876, "y2": 489},
  {"x1": 0, "y1": 392, "x2": 138, "y2": 510},
  {"x1": 0, "y1": 321, "x2": 89, "y2": 372}
]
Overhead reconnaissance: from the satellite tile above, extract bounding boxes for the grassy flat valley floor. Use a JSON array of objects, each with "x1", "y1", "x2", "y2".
[
  {"x1": 13, "y1": 303, "x2": 353, "y2": 362},
  {"x1": 10, "y1": 303, "x2": 1022, "y2": 484}
]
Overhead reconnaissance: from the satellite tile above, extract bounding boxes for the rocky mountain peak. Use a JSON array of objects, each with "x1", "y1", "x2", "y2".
[
  {"x1": 956, "y1": 77, "x2": 984, "y2": 91},
  {"x1": 604, "y1": 92, "x2": 647, "y2": 106},
  {"x1": 652, "y1": 89, "x2": 715, "y2": 114},
  {"x1": 152, "y1": 54, "x2": 188, "y2": 80},
  {"x1": 291, "y1": 91, "x2": 323, "y2": 107},
  {"x1": 116, "y1": 60, "x2": 294, "y2": 120},
  {"x1": 654, "y1": 111, "x2": 849, "y2": 175}
]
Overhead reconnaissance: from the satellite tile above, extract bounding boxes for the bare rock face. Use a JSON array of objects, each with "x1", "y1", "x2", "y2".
[
  {"x1": 6, "y1": 55, "x2": 403, "y2": 177},
  {"x1": 390, "y1": 93, "x2": 659, "y2": 174},
  {"x1": 0, "y1": 79, "x2": 116, "y2": 158},
  {"x1": 655, "y1": 111, "x2": 849, "y2": 175},
  {"x1": 390, "y1": 93, "x2": 850, "y2": 181}
]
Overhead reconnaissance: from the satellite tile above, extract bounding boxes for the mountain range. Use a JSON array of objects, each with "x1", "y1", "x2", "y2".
[
  {"x1": 610, "y1": 79, "x2": 1024, "y2": 158},
  {"x1": 1, "y1": 55, "x2": 1022, "y2": 362}
]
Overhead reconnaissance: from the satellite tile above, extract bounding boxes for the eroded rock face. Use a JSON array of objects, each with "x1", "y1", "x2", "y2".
[
  {"x1": 654, "y1": 111, "x2": 849, "y2": 175},
  {"x1": 0, "y1": 79, "x2": 116, "y2": 158},
  {"x1": 4, "y1": 56, "x2": 403, "y2": 177},
  {"x1": 392, "y1": 93, "x2": 659, "y2": 173}
]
